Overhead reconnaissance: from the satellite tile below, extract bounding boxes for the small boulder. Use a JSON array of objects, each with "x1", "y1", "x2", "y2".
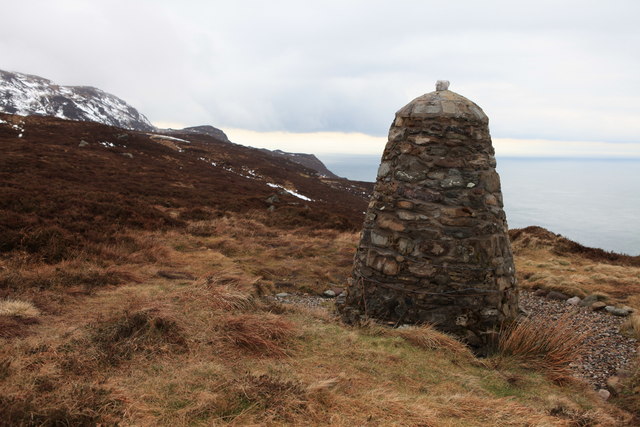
[
  {"x1": 78, "y1": 140, "x2": 89, "y2": 147},
  {"x1": 547, "y1": 291, "x2": 569, "y2": 301},
  {"x1": 580, "y1": 294, "x2": 600, "y2": 306},
  {"x1": 275, "y1": 292, "x2": 289, "y2": 298},
  {"x1": 121, "y1": 152, "x2": 134, "y2": 158},
  {"x1": 597, "y1": 389, "x2": 611, "y2": 401},
  {"x1": 591, "y1": 301, "x2": 607, "y2": 311},
  {"x1": 265, "y1": 194, "x2": 279, "y2": 204},
  {"x1": 331, "y1": 288, "x2": 344, "y2": 297},
  {"x1": 566, "y1": 296, "x2": 581, "y2": 306},
  {"x1": 323, "y1": 290, "x2": 336, "y2": 298},
  {"x1": 533, "y1": 288, "x2": 548, "y2": 297},
  {"x1": 605, "y1": 306, "x2": 630, "y2": 317}
]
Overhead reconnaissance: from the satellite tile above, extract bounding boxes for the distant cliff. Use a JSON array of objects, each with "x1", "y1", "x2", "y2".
[
  {"x1": 172, "y1": 125, "x2": 230, "y2": 142},
  {"x1": 167, "y1": 126, "x2": 339, "y2": 178},
  {"x1": 259, "y1": 149, "x2": 340, "y2": 179}
]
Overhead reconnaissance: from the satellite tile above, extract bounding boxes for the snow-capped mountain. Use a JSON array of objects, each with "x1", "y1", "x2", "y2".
[{"x1": 0, "y1": 69, "x2": 154, "y2": 131}]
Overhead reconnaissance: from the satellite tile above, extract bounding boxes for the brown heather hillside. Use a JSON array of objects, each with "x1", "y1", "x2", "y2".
[
  {"x1": 0, "y1": 112, "x2": 372, "y2": 261},
  {"x1": 0, "y1": 113, "x2": 638, "y2": 425}
]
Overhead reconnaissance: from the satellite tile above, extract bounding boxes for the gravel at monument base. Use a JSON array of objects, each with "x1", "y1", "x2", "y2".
[{"x1": 518, "y1": 291, "x2": 636, "y2": 388}]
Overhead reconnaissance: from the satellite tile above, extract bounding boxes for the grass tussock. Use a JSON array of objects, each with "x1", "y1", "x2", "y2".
[
  {"x1": 498, "y1": 316, "x2": 585, "y2": 383},
  {"x1": 186, "y1": 221, "x2": 217, "y2": 237},
  {"x1": 89, "y1": 309, "x2": 188, "y2": 365},
  {"x1": 177, "y1": 374, "x2": 310, "y2": 424},
  {"x1": 0, "y1": 298, "x2": 40, "y2": 318},
  {"x1": 621, "y1": 314, "x2": 640, "y2": 340},
  {"x1": 207, "y1": 286, "x2": 256, "y2": 312},
  {"x1": 614, "y1": 364, "x2": 640, "y2": 422},
  {"x1": 237, "y1": 374, "x2": 309, "y2": 422},
  {"x1": 0, "y1": 384, "x2": 123, "y2": 427},
  {"x1": 176, "y1": 273, "x2": 258, "y2": 312},
  {"x1": 59, "y1": 308, "x2": 188, "y2": 373},
  {"x1": 545, "y1": 394, "x2": 616, "y2": 426},
  {"x1": 394, "y1": 324, "x2": 475, "y2": 359},
  {"x1": 221, "y1": 313, "x2": 296, "y2": 357},
  {"x1": 0, "y1": 315, "x2": 39, "y2": 338}
]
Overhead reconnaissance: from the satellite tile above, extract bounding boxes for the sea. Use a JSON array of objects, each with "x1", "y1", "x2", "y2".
[{"x1": 318, "y1": 155, "x2": 640, "y2": 256}]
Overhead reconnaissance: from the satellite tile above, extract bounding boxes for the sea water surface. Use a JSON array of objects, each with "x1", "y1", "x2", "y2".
[{"x1": 319, "y1": 155, "x2": 640, "y2": 256}]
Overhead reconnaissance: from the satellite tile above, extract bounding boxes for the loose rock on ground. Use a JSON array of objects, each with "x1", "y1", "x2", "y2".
[{"x1": 520, "y1": 290, "x2": 638, "y2": 389}]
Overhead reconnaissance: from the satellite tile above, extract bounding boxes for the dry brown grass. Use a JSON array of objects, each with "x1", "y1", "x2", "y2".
[
  {"x1": 0, "y1": 383, "x2": 124, "y2": 426},
  {"x1": 614, "y1": 364, "x2": 640, "y2": 423},
  {"x1": 56, "y1": 307, "x2": 188, "y2": 376},
  {"x1": 511, "y1": 228, "x2": 640, "y2": 310},
  {"x1": 394, "y1": 324, "x2": 475, "y2": 359},
  {"x1": 88, "y1": 309, "x2": 188, "y2": 365},
  {"x1": 498, "y1": 315, "x2": 586, "y2": 383},
  {"x1": 0, "y1": 298, "x2": 40, "y2": 318},
  {"x1": 621, "y1": 314, "x2": 640, "y2": 340},
  {"x1": 0, "y1": 212, "x2": 634, "y2": 425},
  {"x1": 0, "y1": 262, "x2": 138, "y2": 294},
  {"x1": 220, "y1": 313, "x2": 296, "y2": 357}
]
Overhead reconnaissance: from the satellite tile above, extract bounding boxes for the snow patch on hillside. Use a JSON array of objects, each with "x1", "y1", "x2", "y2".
[
  {"x1": 150, "y1": 134, "x2": 191, "y2": 144},
  {"x1": 267, "y1": 183, "x2": 313, "y2": 201}
]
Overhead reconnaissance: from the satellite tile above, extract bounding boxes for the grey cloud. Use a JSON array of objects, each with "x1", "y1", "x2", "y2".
[{"x1": 1, "y1": 0, "x2": 639, "y2": 142}]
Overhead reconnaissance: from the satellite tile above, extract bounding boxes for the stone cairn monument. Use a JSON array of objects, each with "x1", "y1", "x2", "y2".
[{"x1": 339, "y1": 81, "x2": 518, "y2": 352}]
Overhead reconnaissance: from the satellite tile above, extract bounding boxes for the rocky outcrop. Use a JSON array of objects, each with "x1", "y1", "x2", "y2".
[
  {"x1": 260, "y1": 149, "x2": 339, "y2": 178},
  {"x1": 340, "y1": 81, "x2": 518, "y2": 352},
  {"x1": 178, "y1": 125, "x2": 230, "y2": 142},
  {"x1": 0, "y1": 69, "x2": 154, "y2": 131}
]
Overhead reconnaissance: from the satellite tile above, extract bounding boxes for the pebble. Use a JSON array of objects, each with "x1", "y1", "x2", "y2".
[
  {"x1": 269, "y1": 293, "x2": 327, "y2": 308},
  {"x1": 533, "y1": 289, "x2": 548, "y2": 297},
  {"x1": 566, "y1": 296, "x2": 581, "y2": 306},
  {"x1": 605, "y1": 306, "x2": 631, "y2": 317},
  {"x1": 597, "y1": 389, "x2": 611, "y2": 401},
  {"x1": 323, "y1": 290, "x2": 336, "y2": 298},
  {"x1": 580, "y1": 295, "x2": 601, "y2": 307},
  {"x1": 520, "y1": 291, "x2": 638, "y2": 389},
  {"x1": 546, "y1": 291, "x2": 568, "y2": 301},
  {"x1": 275, "y1": 292, "x2": 290, "y2": 298}
]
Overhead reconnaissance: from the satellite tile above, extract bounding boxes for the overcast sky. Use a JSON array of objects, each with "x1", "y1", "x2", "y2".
[{"x1": 1, "y1": 0, "x2": 639, "y2": 156}]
